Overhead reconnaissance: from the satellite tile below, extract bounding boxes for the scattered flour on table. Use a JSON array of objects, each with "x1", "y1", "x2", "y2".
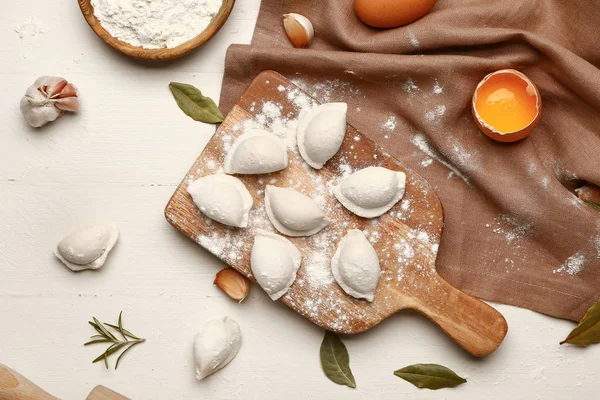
[
  {"x1": 554, "y1": 252, "x2": 585, "y2": 276},
  {"x1": 14, "y1": 17, "x2": 44, "y2": 39},
  {"x1": 420, "y1": 158, "x2": 434, "y2": 167},
  {"x1": 425, "y1": 105, "x2": 446, "y2": 123},
  {"x1": 90, "y1": 0, "x2": 223, "y2": 49},
  {"x1": 594, "y1": 235, "x2": 600, "y2": 258},
  {"x1": 493, "y1": 214, "x2": 534, "y2": 244},
  {"x1": 408, "y1": 30, "x2": 420, "y2": 49},
  {"x1": 403, "y1": 78, "x2": 419, "y2": 94},
  {"x1": 432, "y1": 80, "x2": 444, "y2": 95},
  {"x1": 410, "y1": 133, "x2": 472, "y2": 186},
  {"x1": 382, "y1": 116, "x2": 397, "y2": 132}
]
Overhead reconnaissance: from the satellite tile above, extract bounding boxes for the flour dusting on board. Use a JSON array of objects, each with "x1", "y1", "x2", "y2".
[
  {"x1": 290, "y1": 77, "x2": 362, "y2": 103},
  {"x1": 173, "y1": 76, "x2": 444, "y2": 334}
]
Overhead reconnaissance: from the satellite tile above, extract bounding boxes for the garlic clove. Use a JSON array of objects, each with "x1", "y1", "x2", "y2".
[
  {"x1": 194, "y1": 317, "x2": 242, "y2": 380},
  {"x1": 55, "y1": 96, "x2": 80, "y2": 113},
  {"x1": 56, "y1": 83, "x2": 78, "y2": 99},
  {"x1": 283, "y1": 13, "x2": 314, "y2": 48},
  {"x1": 45, "y1": 79, "x2": 68, "y2": 98},
  {"x1": 214, "y1": 268, "x2": 250, "y2": 302},
  {"x1": 54, "y1": 225, "x2": 119, "y2": 272}
]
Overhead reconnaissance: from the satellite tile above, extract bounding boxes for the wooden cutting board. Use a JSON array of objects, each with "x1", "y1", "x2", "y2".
[
  {"x1": 165, "y1": 70, "x2": 508, "y2": 357},
  {"x1": 0, "y1": 364, "x2": 129, "y2": 400}
]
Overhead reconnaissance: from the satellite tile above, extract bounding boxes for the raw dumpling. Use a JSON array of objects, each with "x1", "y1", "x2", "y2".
[
  {"x1": 297, "y1": 103, "x2": 347, "y2": 169},
  {"x1": 187, "y1": 174, "x2": 253, "y2": 228},
  {"x1": 264, "y1": 185, "x2": 329, "y2": 237},
  {"x1": 250, "y1": 230, "x2": 302, "y2": 300},
  {"x1": 332, "y1": 229, "x2": 380, "y2": 302},
  {"x1": 333, "y1": 166, "x2": 406, "y2": 218},
  {"x1": 54, "y1": 225, "x2": 119, "y2": 271},
  {"x1": 224, "y1": 129, "x2": 288, "y2": 174},
  {"x1": 193, "y1": 316, "x2": 242, "y2": 380}
]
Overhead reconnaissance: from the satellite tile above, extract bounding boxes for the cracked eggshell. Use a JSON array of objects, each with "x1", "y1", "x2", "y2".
[
  {"x1": 224, "y1": 129, "x2": 288, "y2": 174},
  {"x1": 333, "y1": 166, "x2": 406, "y2": 218},
  {"x1": 187, "y1": 174, "x2": 253, "y2": 228},
  {"x1": 54, "y1": 225, "x2": 119, "y2": 271},
  {"x1": 250, "y1": 230, "x2": 302, "y2": 300},
  {"x1": 297, "y1": 103, "x2": 347, "y2": 169},
  {"x1": 332, "y1": 229, "x2": 380, "y2": 302},
  {"x1": 193, "y1": 316, "x2": 242, "y2": 380},
  {"x1": 264, "y1": 185, "x2": 329, "y2": 237}
]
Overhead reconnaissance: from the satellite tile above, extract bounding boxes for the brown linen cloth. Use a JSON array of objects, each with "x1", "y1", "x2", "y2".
[{"x1": 219, "y1": 0, "x2": 600, "y2": 321}]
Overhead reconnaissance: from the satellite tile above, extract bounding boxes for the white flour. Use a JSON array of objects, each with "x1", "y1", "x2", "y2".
[
  {"x1": 91, "y1": 0, "x2": 223, "y2": 49},
  {"x1": 554, "y1": 253, "x2": 585, "y2": 276},
  {"x1": 410, "y1": 133, "x2": 472, "y2": 186},
  {"x1": 382, "y1": 116, "x2": 397, "y2": 132},
  {"x1": 408, "y1": 30, "x2": 420, "y2": 49}
]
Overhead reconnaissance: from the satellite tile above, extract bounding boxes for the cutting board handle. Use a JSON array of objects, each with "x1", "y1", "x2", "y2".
[
  {"x1": 0, "y1": 364, "x2": 59, "y2": 400},
  {"x1": 411, "y1": 276, "x2": 508, "y2": 357}
]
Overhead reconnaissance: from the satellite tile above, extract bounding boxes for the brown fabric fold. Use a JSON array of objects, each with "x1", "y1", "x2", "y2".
[{"x1": 220, "y1": 0, "x2": 600, "y2": 321}]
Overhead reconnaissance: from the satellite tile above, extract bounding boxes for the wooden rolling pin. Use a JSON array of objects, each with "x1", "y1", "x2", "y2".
[{"x1": 0, "y1": 364, "x2": 129, "y2": 400}]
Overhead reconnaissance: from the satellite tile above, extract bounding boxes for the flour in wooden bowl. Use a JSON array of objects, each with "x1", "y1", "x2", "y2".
[{"x1": 91, "y1": 0, "x2": 223, "y2": 49}]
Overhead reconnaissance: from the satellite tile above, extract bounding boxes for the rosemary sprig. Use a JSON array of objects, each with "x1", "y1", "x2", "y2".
[
  {"x1": 84, "y1": 311, "x2": 146, "y2": 369},
  {"x1": 585, "y1": 200, "x2": 600, "y2": 211}
]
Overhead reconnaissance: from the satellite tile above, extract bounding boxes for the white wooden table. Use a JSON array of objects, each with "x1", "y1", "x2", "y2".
[{"x1": 1, "y1": 1, "x2": 598, "y2": 399}]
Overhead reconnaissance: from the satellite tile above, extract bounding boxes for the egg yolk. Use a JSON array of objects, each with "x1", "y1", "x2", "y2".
[{"x1": 475, "y1": 73, "x2": 538, "y2": 134}]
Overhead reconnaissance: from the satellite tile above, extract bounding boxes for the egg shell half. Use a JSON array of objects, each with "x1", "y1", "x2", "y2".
[{"x1": 472, "y1": 69, "x2": 542, "y2": 143}]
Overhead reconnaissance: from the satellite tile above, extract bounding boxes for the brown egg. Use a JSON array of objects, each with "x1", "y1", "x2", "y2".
[
  {"x1": 354, "y1": 0, "x2": 438, "y2": 28},
  {"x1": 472, "y1": 69, "x2": 542, "y2": 143}
]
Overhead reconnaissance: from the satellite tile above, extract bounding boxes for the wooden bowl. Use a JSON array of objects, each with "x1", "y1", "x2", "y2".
[{"x1": 78, "y1": 0, "x2": 236, "y2": 60}]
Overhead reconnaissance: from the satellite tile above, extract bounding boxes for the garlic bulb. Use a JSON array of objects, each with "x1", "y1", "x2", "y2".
[
  {"x1": 54, "y1": 225, "x2": 119, "y2": 271},
  {"x1": 20, "y1": 76, "x2": 79, "y2": 128},
  {"x1": 194, "y1": 317, "x2": 242, "y2": 380},
  {"x1": 283, "y1": 13, "x2": 314, "y2": 48}
]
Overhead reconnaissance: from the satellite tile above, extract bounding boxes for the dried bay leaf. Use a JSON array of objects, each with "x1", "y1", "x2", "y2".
[
  {"x1": 320, "y1": 331, "x2": 356, "y2": 388},
  {"x1": 169, "y1": 82, "x2": 224, "y2": 123},
  {"x1": 394, "y1": 363, "x2": 467, "y2": 390},
  {"x1": 561, "y1": 298, "x2": 600, "y2": 346}
]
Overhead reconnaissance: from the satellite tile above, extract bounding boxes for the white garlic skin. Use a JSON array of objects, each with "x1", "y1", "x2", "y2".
[
  {"x1": 20, "y1": 76, "x2": 79, "y2": 128},
  {"x1": 194, "y1": 317, "x2": 242, "y2": 380},
  {"x1": 54, "y1": 225, "x2": 119, "y2": 272}
]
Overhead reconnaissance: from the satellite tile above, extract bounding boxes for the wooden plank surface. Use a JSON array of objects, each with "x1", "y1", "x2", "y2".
[{"x1": 165, "y1": 70, "x2": 507, "y2": 356}]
